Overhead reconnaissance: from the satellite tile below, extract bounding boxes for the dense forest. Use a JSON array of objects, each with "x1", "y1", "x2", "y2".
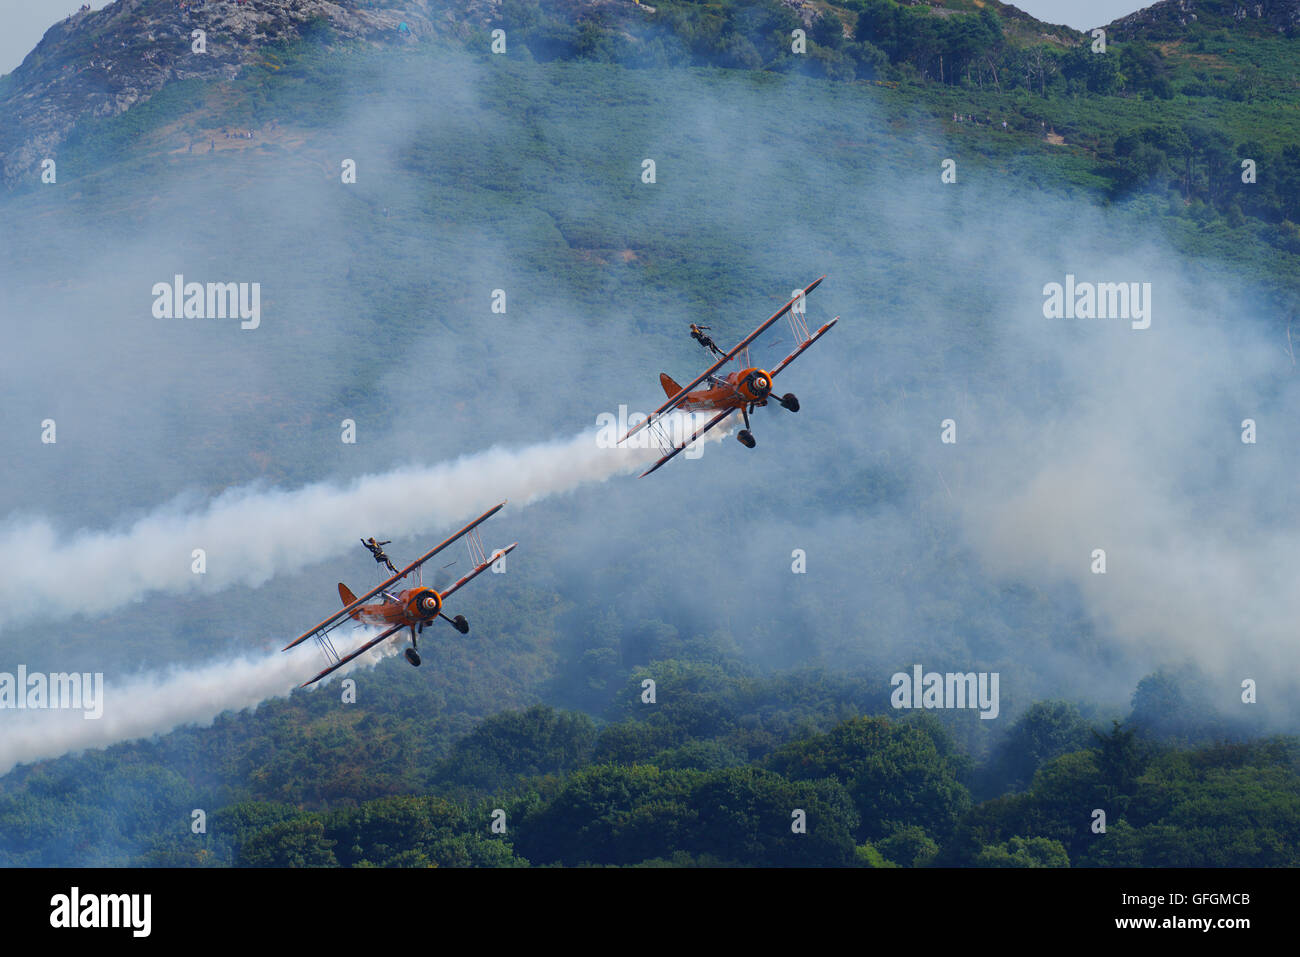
[{"x1": 4, "y1": 662, "x2": 1297, "y2": 866}]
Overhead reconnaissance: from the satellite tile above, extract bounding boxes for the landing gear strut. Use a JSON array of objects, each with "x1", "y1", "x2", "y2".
[
  {"x1": 737, "y1": 404, "x2": 757, "y2": 449},
  {"x1": 441, "y1": 612, "x2": 470, "y2": 634},
  {"x1": 405, "y1": 624, "x2": 423, "y2": 666}
]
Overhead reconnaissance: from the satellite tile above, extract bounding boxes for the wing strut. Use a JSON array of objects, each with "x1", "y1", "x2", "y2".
[
  {"x1": 442, "y1": 543, "x2": 518, "y2": 600},
  {"x1": 301, "y1": 621, "x2": 407, "y2": 688},
  {"x1": 771, "y1": 317, "x2": 838, "y2": 378},
  {"x1": 639, "y1": 407, "x2": 738, "y2": 478}
]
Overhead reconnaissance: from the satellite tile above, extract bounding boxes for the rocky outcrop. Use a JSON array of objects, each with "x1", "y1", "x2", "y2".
[
  {"x1": 779, "y1": 0, "x2": 822, "y2": 30},
  {"x1": 0, "y1": 0, "x2": 450, "y2": 186}
]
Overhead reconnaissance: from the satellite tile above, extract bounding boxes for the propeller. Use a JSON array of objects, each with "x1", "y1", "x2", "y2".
[
  {"x1": 742, "y1": 370, "x2": 772, "y2": 398},
  {"x1": 432, "y1": 560, "x2": 457, "y2": 592}
]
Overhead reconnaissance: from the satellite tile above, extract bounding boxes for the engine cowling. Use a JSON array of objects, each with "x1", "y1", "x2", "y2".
[
  {"x1": 742, "y1": 369, "x2": 772, "y2": 401},
  {"x1": 408, "y1": 588, "x2": 442, "y2": 621}
]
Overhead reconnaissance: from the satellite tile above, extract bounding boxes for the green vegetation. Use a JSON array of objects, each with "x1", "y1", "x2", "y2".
[
  {"x1": 4, "y1": 666, "x2": 1297, "y2": 866},
  {"x1": 475, "y1": 0, "x2": 1300, "y2": 274},
  {"x1": 24, "y1": 1, "x2": 1300, "y2": 319}
]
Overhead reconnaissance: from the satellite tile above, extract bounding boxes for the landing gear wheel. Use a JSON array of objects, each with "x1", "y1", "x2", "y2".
[
  {"x1": 781, "y1": 392, "x2": 800, "y2": 412},
  {"x1": 453, "y1": 614, "x2": 469, "y2": 635},
  {"x1": 738, "y1": 429, "x2": 756, "y2": 449},
  {"x1": 405, "y1": 648, "x2": 422, "y2": 667}
]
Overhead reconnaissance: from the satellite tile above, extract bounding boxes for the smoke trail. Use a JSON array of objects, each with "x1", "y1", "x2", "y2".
[
  {"x1": 0, "y1": 416, "x2": 722, "y2": 630},
  {"x1": 0, "y1": 635, "x2": 399, "y2": 775}
]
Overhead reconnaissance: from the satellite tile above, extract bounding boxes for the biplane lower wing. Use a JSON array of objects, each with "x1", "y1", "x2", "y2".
[
  {"x1": 640, "y1": 407, "x2": 737, "y2": 478},
  {"x1": 283, "y1": 502, "x2": 507, "y2": 652},
  {"x1": 300, "y1": 620, "x2": 406, "y2": 688},
  {"x1": 771, "y1": 317, "x2": 838, "y2": 378},
  {"x1": 620, "y1": 276, "x2": 826, "y2": 444}
]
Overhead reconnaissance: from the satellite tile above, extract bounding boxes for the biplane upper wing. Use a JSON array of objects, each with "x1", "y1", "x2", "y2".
[
  {"x1": 620, "y1": 276, "x2": 826, "y2": 444},
  {"x1": 441, "y1": 542, "x2": 518, "y2": 601},
  {"x1": 770, "y1": 316, "x2": 839, "y2": 378},
  {"x1": 639, "y1": 407, "x2": 738, "y2": 478},
  {"x1": 282, "y1": 502, "x2": 507, "y2": 652},
  {"x1": 299, "y1": 621, "x2": 406, "y2": 688}
]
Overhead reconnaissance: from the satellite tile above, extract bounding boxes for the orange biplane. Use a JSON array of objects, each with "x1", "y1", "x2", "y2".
[
  {"x1": 282, "y1": 503, "x2": 517, "y2": 687},
  {"x1": 621, "y1": 276, "x2": 838, "y2": 476}
]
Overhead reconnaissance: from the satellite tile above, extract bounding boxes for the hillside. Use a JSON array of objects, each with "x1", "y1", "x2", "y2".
[
  {"x1": 4, "y1": 0, "x2": 1299, "y2": 284},
  {"x1": 0, "y1": 0, "x2": 459, "y2": 186}
]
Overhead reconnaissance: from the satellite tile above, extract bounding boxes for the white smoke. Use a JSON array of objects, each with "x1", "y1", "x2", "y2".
[
  {"x1": 0, "y1": 413, "x2": 733, "y2": 772},
  {"x1": 0, "y1": 416, "x2": 723, "y2": 630},
  {"x1": 0, "y1": 634, "x2": 399, "y2": 775}
]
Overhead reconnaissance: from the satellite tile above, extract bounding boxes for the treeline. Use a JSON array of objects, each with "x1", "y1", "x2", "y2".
[
  {"x1": 4, "y1": 657, "x2": 1291, "y2": 867},
  {"x1": 131, "y1": 704, "x2": 1300, "y2": 867},
  {"x1": 485, "y1": 0, "x2": 1289, "y2": 99},
  {"x1": 487, "y1": 0, "x2": 932, "y2": 82},
  {"x1": 1105, "y1": 124, "x2": 1300, "y2": 231}
]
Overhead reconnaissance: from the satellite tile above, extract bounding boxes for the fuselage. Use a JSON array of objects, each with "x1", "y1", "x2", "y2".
[
  {"x1": 678, "y1": 367, "x2": 773, "y2": 411},
  {"x1": 352, "y1": 586, "x2": 442, "y2": 629}
]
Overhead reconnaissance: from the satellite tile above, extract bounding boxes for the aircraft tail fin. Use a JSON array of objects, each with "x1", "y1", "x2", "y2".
[
  {"x1": 338, "y1": 583, "x2": 362, "y2": 618},
  {"x1": 659, "y1": 373, "x2": 682, "y2": 398}
]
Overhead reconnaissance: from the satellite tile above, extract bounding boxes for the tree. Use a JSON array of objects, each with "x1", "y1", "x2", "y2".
[
  {"x1": 877, "y1": 825, "x2": 939, "y2": 866},
  {"x1": 1025, "y1": 45, "x2": 1059, "y2": 98},
  {"x1": 973, "y1": 835, "x2": 1069, "y2": 867},
  {"x1": 239, "y1": 819, "x2": 337, "y2": 867},
  {"x1": 434, "y1": 705, "x2": 597, "y2": 791},
  {"x1": 1093, "y1": 721, "x2": 1151, "y2": 800},
  {"x1": 980, "y1": 700, "x2": 1094, "y2": 796},
  {"x1": 769, "y1": 716, "x2": 970, "y2": 842}
]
